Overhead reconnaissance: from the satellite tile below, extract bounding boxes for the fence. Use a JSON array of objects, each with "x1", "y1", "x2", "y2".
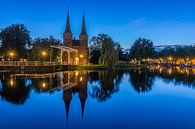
[{"x1": 0, "y1": 61, "x2": 56, "y2": 66}]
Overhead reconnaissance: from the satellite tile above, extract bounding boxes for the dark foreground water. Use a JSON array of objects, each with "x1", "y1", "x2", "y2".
[{"x1": 0, "y1": 67, "x2": 195, "y2": 129}]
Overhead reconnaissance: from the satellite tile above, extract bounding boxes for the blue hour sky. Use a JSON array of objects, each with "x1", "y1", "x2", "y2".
[{"x1": 0, "y1": 0, "x2": 195, "y2": 48}]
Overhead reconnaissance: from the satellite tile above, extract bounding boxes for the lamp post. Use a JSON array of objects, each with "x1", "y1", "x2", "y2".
[
  {"x1": 80, "y1": 54, "x2": 83, "y2": 65},
  {"x1": 75, "y1": 57, "x2": 79, "y2": 65},
  {"x1": 9, "y1": 52, "x2": 15, "y2": 61},
  {"x1": 42, "y1": 51, "x2": 47, "y2": 61},
  {"x1": 168, "y1": 57, "x2": 173, "y2": 65}
]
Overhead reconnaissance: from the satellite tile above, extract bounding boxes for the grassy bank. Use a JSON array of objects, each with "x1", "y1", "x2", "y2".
[
  {"x1": 0, "y1": 63, "x2": 149, "y2": 74},
  {"x1": 76, "y1": 63, "x2": 149, "y2": 70},
  {"x1": 75, "y1": 64, "x2": 109, "y2": 70}
]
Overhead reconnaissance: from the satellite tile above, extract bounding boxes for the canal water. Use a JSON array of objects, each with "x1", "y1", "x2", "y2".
[{"x1": 0, "y1": 67, "x2": 195, "y2": 129}]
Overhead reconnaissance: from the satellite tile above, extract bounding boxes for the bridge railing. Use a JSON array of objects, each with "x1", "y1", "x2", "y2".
[{"x1": 0, "y1": 61, "x2": 56, "y2": 66}]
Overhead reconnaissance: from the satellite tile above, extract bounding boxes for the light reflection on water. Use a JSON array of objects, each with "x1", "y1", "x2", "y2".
[{"x1": 0, "y1": 68, "x2": 195, "y2": 129}]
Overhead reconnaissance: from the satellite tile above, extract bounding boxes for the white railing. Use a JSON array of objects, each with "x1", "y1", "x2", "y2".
[{"x1": 0, "y1": 61, "x2": 56, "y2": 66}]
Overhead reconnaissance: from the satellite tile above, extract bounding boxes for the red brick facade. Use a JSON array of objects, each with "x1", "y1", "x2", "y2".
[{"x1": 62, "y1": 11, "x2": 88, "y2": 65}]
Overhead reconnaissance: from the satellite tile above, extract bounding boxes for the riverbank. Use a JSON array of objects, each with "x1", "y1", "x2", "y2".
[
  {"x1": 0, "y1": 63, "x2": 149, "y2": 74},
  {"x1": 75, "y1": 63, "x2": 149, "y2": 70},
  {"x1": 1, "y1": 63, "x2": 195, "y2": 74}
]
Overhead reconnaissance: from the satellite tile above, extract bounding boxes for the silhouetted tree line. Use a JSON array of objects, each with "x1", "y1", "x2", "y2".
[
  {"x1": 1, "y1": 69, "x2": 195, "y2": 105},
  {"x1": 156, "y1": 45, "x2": 195, "y2": 60},
  {"x1": 1, "y1": 24, "x2": 195, "y2": 65},
  {"x1": 0, "y1": 24, "x2": 61, "y2": 61}
]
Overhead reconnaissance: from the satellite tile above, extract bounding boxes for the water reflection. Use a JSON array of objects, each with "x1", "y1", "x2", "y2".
[
  {"x1": 89, "y1": 71, "x2": 123, "y2": 102},
  {"x1": 151, "y1": 66, "x2": 195, "y2": 88},
  {"x1": 1, "y1": 69, "x2": 195, "y2": 129},
  {"x1": 63, "y1": 71, "x2": 88, "y2": 120},
  {"x1": 0, "y1": 77, "x2": 31, "y2": 105},
  {"x1": 0, "y1": 68, "x2": 195, "y2": 112},
  {"x1": 1, "y1": 68, "x2": 195, "y2": 105},
  {"x1": 128, "y1": 69, "x2": 155, "y2": 93}
]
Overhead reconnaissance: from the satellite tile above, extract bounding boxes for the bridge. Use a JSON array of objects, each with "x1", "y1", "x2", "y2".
[
  {"x1": 1, "y1": 71, "x2": 81, "y2": 92},
  {"x1": 0, "y1": 61, "x2": 76, "y2": 72},
  {"x1": 0, "y1": 61, "x2": 56, "y2": 66},
  {"x1": 0, "y1": 45, "x2": 81, "y2": 72},
  {"x1": 50, "y1": 71, "x2": 79, "y2": 91},
  {"x1": 50, "y1": 45, "x2": 78, "y2": 65}
]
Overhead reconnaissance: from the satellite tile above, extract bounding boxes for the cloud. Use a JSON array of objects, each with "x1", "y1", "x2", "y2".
[
  {"x1": 161, "y1": 15, "x2": 187, "y2": 25},
  {"x1": 130, "y1": 17, "x2": 147, "y2": 27}
]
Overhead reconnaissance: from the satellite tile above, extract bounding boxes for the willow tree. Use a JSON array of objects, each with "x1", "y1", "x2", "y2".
[
  {"x1": 98, "y1": 34, "x2": 118, "y2": 67},
  {"x1": 89, "y1": 34, "x2": 119, "y2": 67}
]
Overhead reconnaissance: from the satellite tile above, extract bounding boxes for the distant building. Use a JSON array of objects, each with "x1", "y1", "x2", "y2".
[
  {"x1": 154, "y1": 44, "x2": 195, "y2": 52},
  {"x1": 62, "y1": 10, "x2": 88, "y2": 64}
]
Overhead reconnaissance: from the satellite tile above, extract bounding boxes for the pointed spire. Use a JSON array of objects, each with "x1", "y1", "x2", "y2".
[
  {"x1": 65, "y1": 100, "x2": 70, "y2": 121},
  {"x1": 80, "y1": 98, "x2": 86, "y2": 118},
  {"x1": 63, "y1": 89, "x2": 72, "y2": 121},
  {"x1": 65, "y1": 9, "x2": 71, "y2": 33},
  {"x1": 79, "y1": 84, "x2": 87, "y2": 119},
  {"x1": 80, "y1": 10, "x2": 87, "y2": 35}
]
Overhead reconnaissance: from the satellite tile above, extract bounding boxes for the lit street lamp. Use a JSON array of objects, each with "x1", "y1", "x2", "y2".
[
  {"x1": 80, "y1": 54, "x2": 83, "y2": 64},
  {"x1": 9, "y1": 52, "x2": 15, "y2": 61},
  {"x1": 42, "y1": 51, "x2": 47, "y2": 57},
  {"x1": 75, "y1": 57, "x2": 79, "y2": 65},
  {"x1": 41, "y1": 51, "x2": 47, "y2": 61},
  {"x1": 80, "y1": 54, "x2": 83, "y2": 58},
  {"x1": 168, "y1": 57, "x2": 172, "y2": 61},
  {"x1": 168, "y1": 57, "x2": 174, "y2": 65}
]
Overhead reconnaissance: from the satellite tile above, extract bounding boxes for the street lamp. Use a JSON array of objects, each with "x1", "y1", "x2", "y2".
[
  {"x1": 168, "y1": 57, "x2": 174, "y2": 65},
  {"x1": 80, "y1": 54, "x2": 83, "y2": 58},
  {"x1": 80, "y1": 76, "x2": 83, "y2": 82},
  {"x1": 80, "y1": 54, "x2": 83, "y2": 64},
  {"x1": 42, "y1": 51, "x2": 47, "y2": 57},
  {"x1": 41, "y1": 51, "x2": 47, "y2": 61},
  {"x1": 9, "y1": 52, "x2": 15, "y2": 61},
  {"x1": 168, "y1": 57, "x2": 172, "y2": 61},
  {"x1": 75, "y1": 71, "x2": 79, "y2": 76},
  {"x1": 75, "y1": 57, "x2": 79, "y2": 65}
]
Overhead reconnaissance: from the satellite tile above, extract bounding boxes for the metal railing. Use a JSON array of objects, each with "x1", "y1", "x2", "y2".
[{"x1": 0, "y1": 61, "x2": 56, "y2": 66}]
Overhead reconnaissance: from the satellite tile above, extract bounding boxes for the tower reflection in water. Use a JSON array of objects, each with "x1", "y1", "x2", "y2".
[
  {"x1": 31, "y1": 71, "x2": 88, "y2": 120},
  {"x1": 1, "y1": 68, "x2": 195, "y2": 124},
  {"x1": 0, "y1": 71, "x2": 88, "y2": 121},
  {"x1": 62, "y1": 71, "x2": 88, "y2": 121}
]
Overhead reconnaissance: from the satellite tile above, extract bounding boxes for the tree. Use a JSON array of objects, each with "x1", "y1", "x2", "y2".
[
  {"x1": 130, "y1": 38, "x2": 155, "y2": 62},
  {"x1": 29, "y1": 36, "x2": 61, "y2": 61},
  {"x1": 158, "y1": 47, "x2": 176, "y2": 58},
  {"x1": 0, "y1": 24, "x2": 31, "y2": 59},
  {"x1": 117, "y1": 44, "x2": 130, "y2": 62},
  {"x1": 89, "y1": 49, "x2": 101, "y2": 64},
  {"x1": 89, "y1": 36, "x2": 101, "y2": 64},
  {"x1": 98, "y1": 34, "x2": 118, "y2": 67},
  {"x1": 89, "y1": 34, "x2": 119, "y2": 67}
]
